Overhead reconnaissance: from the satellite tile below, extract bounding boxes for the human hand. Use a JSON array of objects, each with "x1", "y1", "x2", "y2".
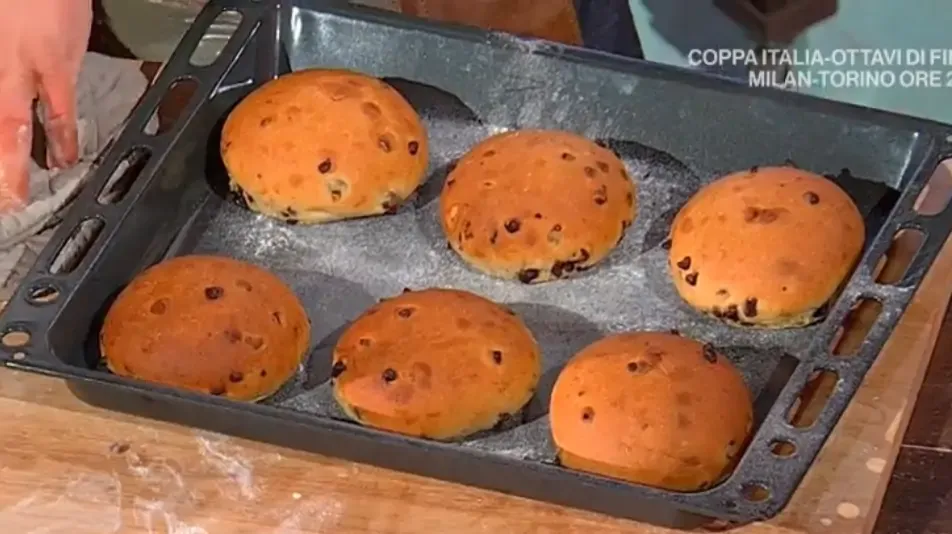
[{"x1": 0, "y1": 0, "x2": 92, "y2": 212}]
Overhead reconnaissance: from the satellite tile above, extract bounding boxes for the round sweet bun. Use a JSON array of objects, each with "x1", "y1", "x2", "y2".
[
  {"x1": 550, "y1": 332, "x2": 753, "y2": 492},
  {"x1": 668, "y1": 166, "x2": 865, "y2": 328},
  {"x1": 100, "y1": 255, "x2": 311, "y2": 401},
  {"x1": 439, "y1": 129, "x2": 637, "y2": 284},
  {"x1": 220, "y1": 68, "x2": 429, "y2": 224},
  {"x1": 331, "y1": 288, "x2": 541, "y2": 440}
]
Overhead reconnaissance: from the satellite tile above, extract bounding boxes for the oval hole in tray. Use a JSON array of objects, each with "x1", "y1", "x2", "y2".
[
  {"x1": 1, "y1": 327, "x2": 31, "y2": 348},
  {"x1": 785, "y1": 368, "x2": 840, "y2": 429},
  {"x1": 189, "y1": 9, "x2": 243, "y2": 67},
  {"x1": 829, "y1": 297, "x2": 883, "y2": 357},
  {"x1": 740, "y1": 482, "x2": 771, "y2": 503},
  {"x1": 914, "y1": 158, "x2": 952, "y2": 216},
  {"x1": 48, "y1": 218, "x2": 105, "y2": 275},
  {"x1": 872, "y1": 227, "x2": 925, "y2": 286},
  {"x1": 26, "y1": 283, "x2": 60, "y2": 306},
  {"x1": 97, "y1": 147, "x2": 152, "y2": 205},
  {"x1": 147, "y1": 78, "x2": 199, "y2": 135},
  {"x1": 769, "y1": 439, "x2": 797, "y2": 458}
]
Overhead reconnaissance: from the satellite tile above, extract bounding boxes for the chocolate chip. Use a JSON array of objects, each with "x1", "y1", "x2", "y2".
[
  {"x1": 231, "y1": 187, "x2": 250, "y2": 209},
  {"x1": 229, "y1": 371, "x2": 244, "y2": 383},
  {"x1": 743, "y1": 207, "x2": 760, "y2": 222},
  {"x1": 491, "y1": 350, "x2": 503, "y2": 364},
  {"x1": 381, "y1": 192, "x2": 401, "y2": 214},
  {"x1": 561, "y1": 152, "x2": 575, "y2": 161},
  {"x1": 625, "y1": 192, "x2": 634, "y2": 206},
  {"x1": 408, "y1": 141, "x2": 419, "y2": 155},
  {"x1": 504, "y1": 219, "x2": 521, "y2": 233},
  {"x1": 209, "y1": 385, "x2": 226, "y2": 396},
  {"x1": 596, "y1": 161, "x2": 609, "y2": 173},
  {"x1": 271, "y1": 311, "x2": 283, "y2": 325},
  {"x1": 382, "y1": 368, "x2": 398, "y2": 382},
  {"x1": 331, "y1": 360, "x2": 347, "y2": 378},
  {"x1": 749, "y1": 165, "x2": 759, "y2": 173},
  {"x1": 259, "y1": 116, "x2": 274, "y2": 127},
  {"x1": 716, "y1": 289, "x2": 729, "y2": 298},
  {"x1": 581, "y1": 407, "x2": 595, "y2": 421},
  {"x1": 676, "y1": 256, "x2": 691, "y2": 270},
  {"x1": 378, "y1": 136, "x2": 392, "y2": 152},
  {"x1": 318, "y1": 159, "x2": 332, "y2": 173},
  {"x1": 260, "y1": 370, "x2": 267, "y2": 377},
  {"x1": 204, "y1": 286, "x2": 224, "y2": 300},
  {"x1": 150, "y1": 299, "x2": 167, "y2": 315},
  {"x1": 626, "y1": 361, "x2": 640, "y2": 373},
  {"x1": 224, "y1": 328, "x2": 242, "y2": 343},
  {"x1": 534, "y1": 213, "x2": 543, "y2": 219},
  {"x1": 397, "y1": 307, "x2": 414, "y2": 318},
  {"x1": 702, "y1": 343, "x2": 717, "y2": 363},
  {"x1": 489, "y1": 230, "x2": 498, "y2": 245},
  {"x1": 517, "y1": 269, "x2": 540, "y2": 284},
  {"x1": 584, "y1": 166, "x2": 597, "y2": 178},
  {"x1": 483, "y1": 149, "x2": 496, "y2": 157},
  {"x1": 552, "y1": 223, "x2": 562, "y2": 232},
  {"x1": 593, "y1": 185, "x2": 608, "y2": 205},
  {"x1": 661, "y1": 238, "x2": 672, "y2": 250},
  {"x1": 744, "y1": 297, "x2": 758, "y2": 317},
  {"x1": 804, "y1": 191, "x2": 820, "y2": 204},
  {"x1": 723, "y1": 304, "x2": 740, "y2": 321},
  {"x1": 711, "y1": 306, "x2": 724, "y2": 318},
  {"x1": 685, "y1": 272, "x2": 698, "y2": 286},
  {"x1": 358, "y1": 338, "x2": 372, "y2": 347}
]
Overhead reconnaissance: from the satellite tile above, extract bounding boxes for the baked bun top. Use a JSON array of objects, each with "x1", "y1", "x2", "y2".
[
  {"x1": 332, "y1": 288, "x2": 541, "y2": 440},
  {"x1": 550, "y1": 332, "x2": 753, "y2": 492},
  {"x1": 668, "y1": 166, "x2": 865, "y2": 327},
  {"x1": 221, "y1": 68, "x2": 429, "y2": 222},
  {"x1": 100, "y1": 255, "x2": 311, "y2": 401},
  {"x1": 439, "y1": 129, "x2": 637, "y2": 284}
]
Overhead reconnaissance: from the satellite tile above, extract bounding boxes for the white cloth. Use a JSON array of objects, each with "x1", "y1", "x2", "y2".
[{"x1": 0, "y1": 52, "x2": 153, "y2": 303}]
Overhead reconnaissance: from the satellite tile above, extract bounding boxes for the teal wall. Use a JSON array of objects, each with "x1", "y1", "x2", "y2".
[{"x1": 628, "y1": 0, "x2": 952, "y2": 124}]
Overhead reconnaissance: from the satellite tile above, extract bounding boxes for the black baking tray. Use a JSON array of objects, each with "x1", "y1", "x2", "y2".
[{"x1": 2, "y1": 0, "x2": 952, "y2": 528}]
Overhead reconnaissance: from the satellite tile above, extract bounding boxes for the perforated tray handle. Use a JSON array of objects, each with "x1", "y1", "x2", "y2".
[
  {"x1": 0, "y1": 0, "x2": 274, "y2": 372},
  {"x1": 712, "y1": 134, "x2": 952, "y2": 519}
]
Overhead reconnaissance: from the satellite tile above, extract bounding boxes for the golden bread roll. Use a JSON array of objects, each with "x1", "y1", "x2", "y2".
[
  {"x1": 100, "y1": 255, "x2": 310, "y2": 401},
  {"x1": 332, "y1": 288, "x2": 541, "y2": 440},
  {"x1": 550, "y1": 332, "x2": 753, "y2": 492},
  {"x1": 221, "y1": 68, "x2": 429, "y2": 224},
  {"x1": 439, "y1": 130, "x2": 637, "y2": 283},
  {"x1": 668, "y1": 166, "x2": 865, "y2": 328}
]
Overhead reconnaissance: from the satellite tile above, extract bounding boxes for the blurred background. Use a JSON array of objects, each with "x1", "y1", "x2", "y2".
[{"x1": 99, "y1": 0, "x2": 951, "y2": 124}]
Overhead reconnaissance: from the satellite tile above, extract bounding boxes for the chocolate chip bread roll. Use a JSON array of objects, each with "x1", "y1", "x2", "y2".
[
  {"x1": 439, "y1": 130, "x2": 637, "y2": 283},
  {"x1": 667, "y1": 166, "x2": 865, "y2": 328},
  {"x1": 550, "y1": 332, "x2": 753, "y2": 492},
  {"x1": 100, "y1": 255, "x2": 310, "y2": 401},
  {"x1": 332, "y1": 288, "x2": 541, "y2": 440},
  {"x1": 221, "y1": 68, "x2": 429, "y2": 224}
]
